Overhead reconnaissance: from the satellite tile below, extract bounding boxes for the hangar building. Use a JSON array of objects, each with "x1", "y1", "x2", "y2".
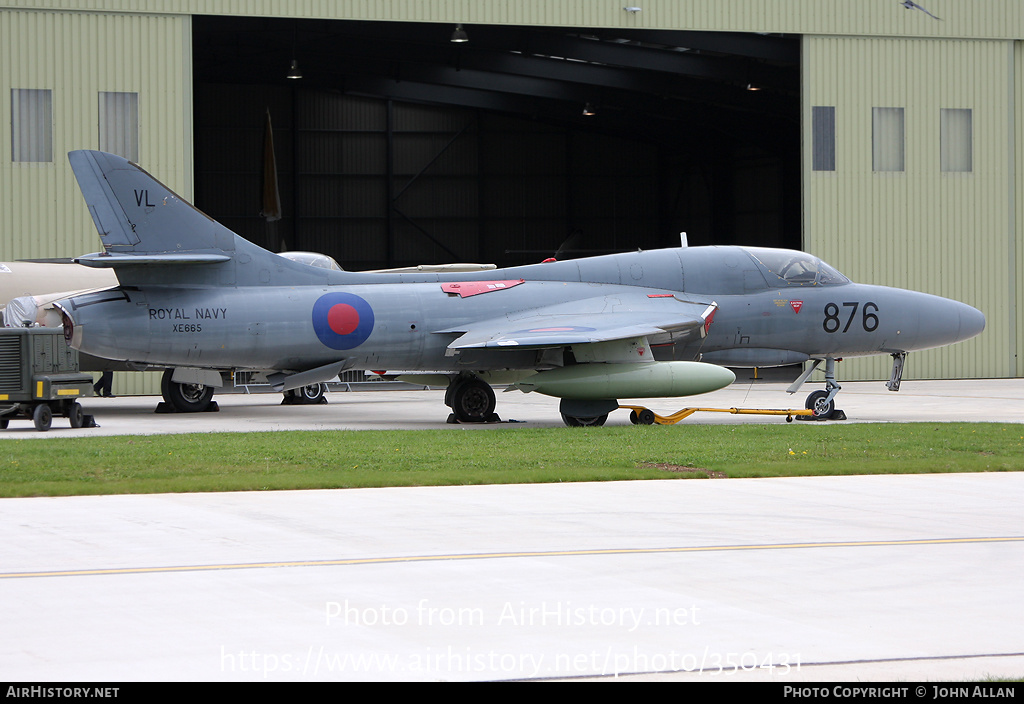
[{"x1": 1, "y1": 1, "x2": 1019, "y2": 394}]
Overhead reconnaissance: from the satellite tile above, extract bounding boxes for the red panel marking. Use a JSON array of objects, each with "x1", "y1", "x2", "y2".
[
  {"x1": 790, "y1": 300, "x2": 803, "y2": 314},
  {"x1": 328, "y1": 303, "x2": 360, "y2": 335},
  {"x1": 647, "y1": 294, "x2": 674, "y2": 298},
  {"x1": 703, "y1": 307, "x2": 717, "y2": 335},
  {"x1": 440, "y1": 280, "x2": 525, "y2": 298}
]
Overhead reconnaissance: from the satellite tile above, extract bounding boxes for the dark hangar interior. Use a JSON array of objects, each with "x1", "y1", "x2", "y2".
[{"x1": 192, "y1": 16, "x2": 799, "y2": 270}]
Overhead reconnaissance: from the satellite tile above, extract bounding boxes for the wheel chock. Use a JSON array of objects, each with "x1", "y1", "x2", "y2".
[
  {"x1": 795, "y1": 408, "x2": 847, "y2": 422},
  {"x1": 445, "y1": 412, "x2": 503, "y2": 424},
  {"x1": 155, "y1": 401, "x2": 220, "y2": 414}
]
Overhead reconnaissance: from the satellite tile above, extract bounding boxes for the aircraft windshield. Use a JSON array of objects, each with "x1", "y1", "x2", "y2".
[{"x1": 744, "y1": 248, "x2": 849, "y2": 287}]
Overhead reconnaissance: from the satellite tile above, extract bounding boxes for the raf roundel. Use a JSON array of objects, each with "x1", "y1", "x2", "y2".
[{"x1": 312, "y1": 292, "x2": 375, "y2": 350}]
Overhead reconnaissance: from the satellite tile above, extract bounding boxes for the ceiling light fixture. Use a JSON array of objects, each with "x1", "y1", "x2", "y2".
[
  {"x1": 451, "y1": 24, "x2": 468, "y2": 43},
  {"x1": 582, "y1": 102, "x2": 596, "y2": 116},
  {"x1": 286, "y1": 59, "x2": 302, "y2": 80}
]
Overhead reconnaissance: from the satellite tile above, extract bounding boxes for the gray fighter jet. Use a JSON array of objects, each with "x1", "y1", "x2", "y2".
[{"x1": 55, "y1": 150, "x2": 985, "y2": 426}]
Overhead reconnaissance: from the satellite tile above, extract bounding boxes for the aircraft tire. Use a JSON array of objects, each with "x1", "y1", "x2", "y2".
[
  {"x1": 637, "y1": 408, "x2": 657, "y2": 425},
  {"x1": 68, "y1": 402, "x2": 84, "y2": 429},
  {"x1": 161, "y1": 369, "x2": 215, "y2": 413},
  {"x1": 561, "y1": 413, "x2": 608, "y2": 427},
  {"x1": 33, "y1": 404, "x2": 52, "y2": 432},
  {"x1": 450, "y1": 378, "x2": 496, "y2": 423},
  {"x1": 285, "y1": 383, "x2": 327, "y2": 405},
  {"x1": 300, "y1": 383, "x2": 327, "y2": 403},
  {"x1": 629, "y1": 410, "x2": 639, "y2": 424},
  {"x1": 805, "y1": 390, "x2": 835, "y2": 419}
]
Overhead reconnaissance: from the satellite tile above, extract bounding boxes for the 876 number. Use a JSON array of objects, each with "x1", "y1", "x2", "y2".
[{"x1": 823, "y1": 302, "x2": 878, "y2": 333}]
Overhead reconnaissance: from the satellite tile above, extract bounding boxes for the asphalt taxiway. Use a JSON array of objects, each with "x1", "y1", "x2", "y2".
[
  {"x1": 2, "y1": 377, "x2": 1022, "y2": 437},
  {"x1": 1, "y1": 380, "x2": 1022, "y2": 681}
]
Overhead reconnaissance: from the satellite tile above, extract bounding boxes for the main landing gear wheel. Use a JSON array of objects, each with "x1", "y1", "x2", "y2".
[
  {"x1": 298, "y1": 383, "x2": 327, "y2": 403},
  {"x1": 448, "y1": 377, "x2": 497, "y2": 423},
  {"x1": 161, "y1": 369, "x2": 215, "y2": 413},
  {"x1": 283, "y1": 383, "x2": 328, "y2": 405},
  {"x1": 561, "y1": 413, "x2": 608, "y2": 427},
  {"x1": 805, "y1": 389, "x2": 835, "y2": 420}
]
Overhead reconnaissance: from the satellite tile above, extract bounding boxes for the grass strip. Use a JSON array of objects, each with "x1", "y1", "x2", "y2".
[{"x1": 0, "y1": 423, "x2": 1022, "y2": 497}]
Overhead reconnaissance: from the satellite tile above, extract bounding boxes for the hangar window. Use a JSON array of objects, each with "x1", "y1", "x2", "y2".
[
  {"x1": 11, "y1": 89, "x2": 52, "y2": 162},
  {"x1": 872, "y1": 107, "x2": 904, "y2": 172},
  {"x1": 812, "y1": 106, "x2": 835, "y2": 171},
  {"x1": 940, "y1": 108, "x2": 972, "y2": 173},
  {"x1": 99, "y1": 92, "x2": 139, "y2": 162}
]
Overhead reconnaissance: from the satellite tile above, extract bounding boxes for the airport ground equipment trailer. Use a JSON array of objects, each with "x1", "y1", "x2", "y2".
[{"x1": 0, "y1": 327, "x2": 94, "y2": 431}]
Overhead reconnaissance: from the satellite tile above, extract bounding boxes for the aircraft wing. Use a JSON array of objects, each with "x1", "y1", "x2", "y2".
[{"x1": 440, "y1": 294, "x2": 717, "y2": 350}]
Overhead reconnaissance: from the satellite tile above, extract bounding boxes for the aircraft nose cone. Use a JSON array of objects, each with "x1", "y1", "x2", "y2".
[{"x1": 958, "y1": 303, "x2": 986, "y2": 342}]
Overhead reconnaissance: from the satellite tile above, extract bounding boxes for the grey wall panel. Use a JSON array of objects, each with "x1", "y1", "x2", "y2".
[{"x1": 0, "y1": 9, "x2": 192, "y2": 395}]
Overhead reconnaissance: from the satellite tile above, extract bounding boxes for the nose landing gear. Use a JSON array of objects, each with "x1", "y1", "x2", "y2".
[
  {"x1": 792, "y1": 352, "x2": 907, "y2": 420},
  {"x1": 790, "y1": 358, "x2": 847, "y2": 421},
  {"x1": 805, "y1": 387, "x2": 839, "y2": 419}
]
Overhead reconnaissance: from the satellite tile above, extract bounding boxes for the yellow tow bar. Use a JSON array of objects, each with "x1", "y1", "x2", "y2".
[{"x1": 620, "y1": 405, "x2": 815, "y2": 425}]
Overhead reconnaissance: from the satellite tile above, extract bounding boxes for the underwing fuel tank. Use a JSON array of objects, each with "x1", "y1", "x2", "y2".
[{"x1": 509, "y1": 361, "x2": 736, "y2": 400}]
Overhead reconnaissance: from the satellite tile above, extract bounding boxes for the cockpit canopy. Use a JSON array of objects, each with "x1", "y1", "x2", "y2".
[
  {"x1": 680, "y1": 246, "x2": 850, "y2": 294},
  {"x1": 279, "y1": 251, "x2": 345, "y2": 271},
  {"x1": 743, "y1": 247, "x2": 849, "y2": 287}
]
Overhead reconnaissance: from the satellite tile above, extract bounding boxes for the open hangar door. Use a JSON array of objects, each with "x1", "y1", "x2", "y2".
[{"x1": 192, "y1": 17, "x2": 799, "y2": 271}]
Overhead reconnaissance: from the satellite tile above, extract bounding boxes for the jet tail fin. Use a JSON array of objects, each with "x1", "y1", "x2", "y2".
[
  {"x1": 68, "y1": 150, "x2": 328, "y2": 286},
  {"x1": 69, "y1": 150, "x2": 236, "y2": 259}
]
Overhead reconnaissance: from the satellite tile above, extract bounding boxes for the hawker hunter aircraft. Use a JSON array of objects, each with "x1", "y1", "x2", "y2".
[{"x1": 53, "y1": 150, "x2": 985, "y2": 426}]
